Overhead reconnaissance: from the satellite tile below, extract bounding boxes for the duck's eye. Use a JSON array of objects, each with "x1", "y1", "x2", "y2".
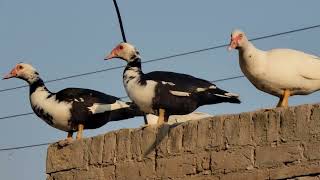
[
  {"x1": 18, "y1": 65, "x2": 24, "y2": 70},
  {"x1": 239, "y1": 34, "x2": 243, "y2": 38},
  {"x1": 119, "y1": 45, "x2": 124, "y2": 50}
]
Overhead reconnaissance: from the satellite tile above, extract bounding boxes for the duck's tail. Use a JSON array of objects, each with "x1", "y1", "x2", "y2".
[{"x1": 198, "y1": 88, "x2": 241, "y2": 105}]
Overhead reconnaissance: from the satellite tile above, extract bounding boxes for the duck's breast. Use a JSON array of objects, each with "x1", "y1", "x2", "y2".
[
  {"x1": 124, "y1": 77, "x2": 158, "y2": 113},
  {"x1": 30, "y1": 88, "x2": 72, "y2": 131}
]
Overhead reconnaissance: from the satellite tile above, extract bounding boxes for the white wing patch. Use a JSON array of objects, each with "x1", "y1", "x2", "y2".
[
  {"x1": 225, "y1": 92, "x2": 239, "y2": 97},
  {"x1": 214, "y1": 92, "x2": 239, "y2": 98},
  {"x1": 161, "y1": 81, "x2": 175, "y2": 86},
  {"x1": 88, "y1": 100, "x2": 130, "y2": 114},
  {"x1": 74, "y1": 98, "x2": 85, "y2": 102},
  {"x1": 196, "y1": 88, "x2": 207, "y2": 92},
  {"x1": 169, "y1": 90, "x2": 191, "y2": 97},
  {"x1": 209, "y1": 85, "x2": 216, "y2": 89}
]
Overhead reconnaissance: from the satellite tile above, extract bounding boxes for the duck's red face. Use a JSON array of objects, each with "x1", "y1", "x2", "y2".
[
  {"x1": 105, "y1": 44, "x2": 125, "y2": 60},
  {"x1": 228, "y1": 33, "x2": 243, "y2": 50},
  {"x1": 104, "y1": 42, "x2": 138, "y2": 62},
  {"x1": 3, "y1": 64, "x2": 24, "y2": 79}
]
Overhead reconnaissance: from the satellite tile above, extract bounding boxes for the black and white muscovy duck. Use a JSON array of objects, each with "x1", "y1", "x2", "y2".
[
  {"x1": 3, "y1": 63, "x2": 143, "y2": 144},
  {"x1": 104, "y1": 42, "x2": 241, "y2": 125}
]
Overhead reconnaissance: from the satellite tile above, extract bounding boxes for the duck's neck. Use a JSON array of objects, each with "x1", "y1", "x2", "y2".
[
  {"x1": 238, "y1": 40, "x2": 256, "y2": 53},
  {"x1": 123, "y1": 57, "x2": 145, "y2": 85},
  {"x1": 127, "y1": 57, "x2": 142, "y2": 70},
  {"x1": 29, "y1": 78, "x2": 51, "y2": 95}
]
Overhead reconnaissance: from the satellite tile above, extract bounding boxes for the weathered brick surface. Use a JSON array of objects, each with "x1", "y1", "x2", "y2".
[
  {"x1": 102, "y1": 131, "x2": 117, "y2": 164},
  {"x1": 211, "y1": 147, "x2": 254, "y2": 173},
  {"x1": 88, "y1": 134, "x2": 104, "y2": 165},
  {"x1": 224, "y1": 113, "x2": 253, "y2": 146},
  {"x1": 46, "y1": 139, "x2": 89, "y2": 173},
  {"x1": 156, "y1": 154, "x2": 196, "y2": 177},
  {"x1": 116, "y1": 159, "x2": 155, "y2": 180},
  {"x1": 269, "y1": 162, "x2": 320, "y2": 179},
  {"x1": 219, "y1": 169, "x2": 269, "y2": 180},
  {"x1": 46, "y1": 104, "x2": 320, "y2": 179},
  {"x1": 256, "y1": 143, "x2": 302, "y2": 168},
  {"x1": 304, "y1": 142, "x2": 320, "y2": 161},
  {"x1": 197, "y1": 117, "x2": 223, "y2": 150}
]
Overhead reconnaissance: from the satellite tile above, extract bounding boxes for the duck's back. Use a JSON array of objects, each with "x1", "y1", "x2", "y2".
[
  {"x1": 56, "y1": 88, "x2": 141, "y2": 129},
  {"x1": 242, "y1": 48, "x2": 320, "y2": 96}
]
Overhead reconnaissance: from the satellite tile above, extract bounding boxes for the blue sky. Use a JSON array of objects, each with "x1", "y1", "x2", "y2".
[{"x1": 0, "y1": 0, "x2": 320, "y2": 179}]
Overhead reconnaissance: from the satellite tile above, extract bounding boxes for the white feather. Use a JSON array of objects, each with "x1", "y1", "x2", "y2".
[
  {"x1": 161, "y1": 81, "x2": 175, "y2": 86},
  {"x1": 169, "y1": 90, "x2": 190, "y2": 97},
  {"x1": 209, "y1": 85, "x2": 216, "y2": 89},
  {"x1": 88, "y1": 100, "x2": 129, "y2": 114},
  {"x1": 124, "y1": 68, "x2": 157, "y2": 113},
  {"x1": 196, "y1": 88, "x2": 207, "y2": 92}
]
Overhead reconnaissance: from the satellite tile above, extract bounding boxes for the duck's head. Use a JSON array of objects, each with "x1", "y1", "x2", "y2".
[
  {"x1": 228, "y1": 30, "x2": 248, "y2": 50},
  {"x1": 104, "y1": 42, "x2": 140, "y2": 63},
  {"x1": 3, "y1": 63, "x2": 39, "y2": 83}
]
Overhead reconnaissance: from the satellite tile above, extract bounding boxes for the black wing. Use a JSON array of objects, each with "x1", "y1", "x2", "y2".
[
  {"x1": 145, "y1": 71, "x2": 240, "y2": 105},
  {"x1": 143, "y1": 71, "x2": 213, "y2": 92},
  {"x1": 55, "y1": 88, "x2": 120, "y2": 104}
]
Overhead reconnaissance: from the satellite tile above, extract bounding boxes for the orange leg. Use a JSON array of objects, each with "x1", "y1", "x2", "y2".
[
  {"x1": 157, "y1": 109, "x2": 166, "y2": 125},
  {"x1": 67, "y1": 132, "x2": 73, "y2": 140},
  {"x1": 76, "y1": 124, "x2": 84, "y2": 140},
  {"x1": 58, "y1": 132, "x2": 74, "y2": 146},
  {"x1": 277, "y1": 89, "x2": 290, "y2": 107}
]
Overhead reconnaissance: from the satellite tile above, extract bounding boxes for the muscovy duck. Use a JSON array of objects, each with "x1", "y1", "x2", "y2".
[
  {"x1": 3, "y1": 63, "x2": 143, "y2": 143},
  {"x1": 104, "y1": 42, "x2": 241, "y2": 125},
  {"x1": 229, "y1": 30, "x2": 320, "y2": 107}
]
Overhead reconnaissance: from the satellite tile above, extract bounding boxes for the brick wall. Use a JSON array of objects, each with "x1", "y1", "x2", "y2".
[{"x1": 46, "y1": 104, "x2": 320, "y2": 180}]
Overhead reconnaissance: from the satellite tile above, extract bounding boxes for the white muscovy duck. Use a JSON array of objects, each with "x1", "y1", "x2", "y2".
[
  {"x1": 104, "y1": 42, "x2": 241, "y2": 125},
  {"x1": 3, "y1": 63, "x2": 143, "y2": 144},
  {"x1": 229, "y1": 30, "x2": 320, "y2": 107}
]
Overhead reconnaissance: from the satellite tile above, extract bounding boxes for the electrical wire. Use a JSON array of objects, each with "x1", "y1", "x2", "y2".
[
  {"x1": 112, "y1": 0, "x2": 127, "y2": 42},
  {"x1": 0, "y1": 143, "x2": 50, "y2": 152}
]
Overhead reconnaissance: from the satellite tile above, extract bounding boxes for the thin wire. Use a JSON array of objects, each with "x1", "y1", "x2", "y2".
[
  {"x1": 0, "y1": 142, "x2": 50, "y2": 151},
  {"x1": 112, "y1": 0, "x2": 127, "y2": 42},
  {"x1": 211, "y1": 75, "x2": 245, "y2": 83},
  {"x1": 0, "y1": 112, "x2": 34, "y2": 120},
  {"x1": 1, "y1": 24, "x2": 319, "y2": 94}
]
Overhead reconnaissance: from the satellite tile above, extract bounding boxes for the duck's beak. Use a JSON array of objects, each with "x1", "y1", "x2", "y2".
[
  {"x1": 3, "y1": 68, "x2": 17, "y2": 80},
  {"x1": 228, "y1": 39, "x2": 237, "y2": 51},
  {"x1": 104, "y1": 50, "x2": 116, "y2": 60}
]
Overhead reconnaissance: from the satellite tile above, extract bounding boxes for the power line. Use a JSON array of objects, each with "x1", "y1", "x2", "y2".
[
  {"x1": 112, "y1": 0, "x2": 127, "y2": 42},
  {"x1": 0, "y1": 74, "x2": 245, "y2": 121},
  {"x1": 1, "y1": 24, "x2": 319, "y2": 94},
  {"x1": 0, "y1": 112, "x2": 34, "y2": 120},
  {"x1": 0, "y1": 142, "x2": 50, "y2": 152}
]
